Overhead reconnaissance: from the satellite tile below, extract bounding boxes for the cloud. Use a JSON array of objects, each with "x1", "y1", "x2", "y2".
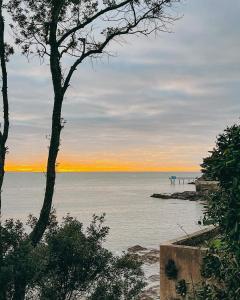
[{"x1": 2, "y1": 0, "x2": 240, "y2": 171}]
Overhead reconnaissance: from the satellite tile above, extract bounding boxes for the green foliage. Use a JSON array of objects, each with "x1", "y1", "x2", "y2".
[
  {"x1": 197, "y1": 123, "x2": 240, "y2": 300},
  {"x1": 207, "y1": 239, "x2": 223, "y2": 250},
  {"x1": 201, "y1": 123, "x2": 240, "y2": 250},
  {"x1": 0, "y1": 214, "x2": 145, "y2": 299},
  {"x1": 201, "y1": 124, "x2": 240, "y2": 188},
  {"x1": 0, "y1": 219, "x2": 41, "y2": 299},
  {"x1": 204, "y1": 182, "x2": 240, "y2": 252},
  {"x1": 197, "y1": 249, "x2": 240, "y2": 300}
]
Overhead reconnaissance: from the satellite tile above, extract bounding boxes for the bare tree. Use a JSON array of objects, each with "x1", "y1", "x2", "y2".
[{"x1": 7, "y1": 0, "x2": 179, "y2": 248}]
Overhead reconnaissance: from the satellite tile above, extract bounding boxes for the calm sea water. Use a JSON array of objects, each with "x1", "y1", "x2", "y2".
[{"x1": 2, "y1": 172, "x2": 203, "y2": 251}]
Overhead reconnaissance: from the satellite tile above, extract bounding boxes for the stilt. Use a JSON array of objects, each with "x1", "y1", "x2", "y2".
[{"x1": 169, "y1": 176, "x2": 197, "y2": 185}]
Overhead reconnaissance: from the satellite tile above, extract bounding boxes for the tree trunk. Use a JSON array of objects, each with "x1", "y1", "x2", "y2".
[
  {"x1": 14, "y1": 8, "x2": 65, "y2": 298},
  {"x1": 13, "y1": 44, "x2": 64, "y2": 300},
  {"x1": 0, "y1": 0, "x2": 9, "y2": 217},
  {"x1": 30, "y1": 16, "x2": 63, "y2": 246},
  {"x1": 30, "y1": 92, "x2": 63, "y2": 246},
  {"x1": 0, "y1": 4, "x2": 9, "y2": 300}
]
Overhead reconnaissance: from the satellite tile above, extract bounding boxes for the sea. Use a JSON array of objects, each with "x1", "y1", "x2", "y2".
[{"x1": 2, "y1": 172, "x2": 203, "y2": 252}]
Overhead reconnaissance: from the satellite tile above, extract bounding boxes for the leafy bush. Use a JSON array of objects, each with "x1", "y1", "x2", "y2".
[
  {"x1": 198, "y1": 123, "x2": 240, "y2": 300},
  {"x1": 0, "y1": 214, "x2": 145, "y2": 300},
  {"x1": 201, "y1": 124, "x2": 240, "y2": 188},
  {"x1": 202, "y1": 124, "x2": 240, "y2": 252},
  {"x1": 197, "y1": 248, "x2": 240, "y2": 300}
]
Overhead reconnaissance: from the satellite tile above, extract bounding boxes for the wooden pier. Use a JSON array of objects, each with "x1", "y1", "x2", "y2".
[{"x1": 169, "y1": 176, "x2": 197, "y2": 184}]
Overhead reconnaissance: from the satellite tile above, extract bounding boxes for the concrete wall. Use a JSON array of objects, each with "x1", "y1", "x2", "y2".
[
  {"x1": 195, "y1": 180, "x2": 219, "y2": 194},
  {"x1": 160, "y1": 227, "x2": 218, "y2": 300}
]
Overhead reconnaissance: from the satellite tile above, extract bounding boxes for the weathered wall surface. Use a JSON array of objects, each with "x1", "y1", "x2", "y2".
[
  {"x1": 195, "y1": 180, "x2": 219, "y2": 194},
  {"x1": 160, "y1": 244, "x2": 204, "y2": 300},
  {"x1": 160, "y1": 227, "x2": 218, "y2": 300}
]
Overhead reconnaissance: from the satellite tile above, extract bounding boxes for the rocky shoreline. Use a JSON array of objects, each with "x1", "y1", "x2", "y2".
[
  {"x1": 128, "y1": 245, "x2": 160, "y2": 300},
  {"x1": 150, "y1": 190, "x2": 202, "y2": 201}
]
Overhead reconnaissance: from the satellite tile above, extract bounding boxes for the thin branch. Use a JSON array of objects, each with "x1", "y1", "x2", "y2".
[
  {"x1": 57, "y1": 0, "x2": 132, "y2": 46},
  {"x1": 62, "y1": 4, "x2": 167, "y2": 93}
]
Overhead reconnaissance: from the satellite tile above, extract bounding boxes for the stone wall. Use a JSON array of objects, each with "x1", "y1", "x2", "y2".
[
  {"x1": 195, "y1": 180, "x2": 219, "y2": 194},
  {"x1": 160, "y1": 227, "x2": 218, "y2": 300}
]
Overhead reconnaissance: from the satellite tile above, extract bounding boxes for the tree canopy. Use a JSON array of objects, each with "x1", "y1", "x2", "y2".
[
  {"x1": 1, "y1": 214, "x2": 145, "y2": 299},
  {"x1": 198, "y1": 123, "x2": 240, "y2": 300},
  {"x1": 201, "y1": 124, "x2": 240, "y2": 188},
  {"x1": 8, "y1": 0, "x2": 178, "y2": 93}
]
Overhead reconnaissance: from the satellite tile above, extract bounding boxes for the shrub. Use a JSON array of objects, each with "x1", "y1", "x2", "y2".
[
  {"x1": 197, "y1": 123, "x2": 240, "y2": 300},
  {"x1": 201, "y1": 124, "x2": 240, "y2": 188},
  {"x1": 0, "y1": 214, "x2": 145, "y2": 299}
]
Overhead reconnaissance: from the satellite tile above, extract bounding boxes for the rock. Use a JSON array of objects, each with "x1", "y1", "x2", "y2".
[
  {"x1": 140, "y1": 295, "x2": 155, "y2": 300},
  {"x1": 148, "y1": 274, "x2": 160, "y2": 282},
  {"x1": 128, "y1": 245, "x2": 148, "y2": 253},
  {"x1": 151, "y1": 191, "x2": 202, "y2": 201},
  {"x1": 195, "y1": 179, "x2": 219, "y2": 194},
  {"x1": 141, "y1": 249, "x2": 159, "y2": 264},
  {"x1": 151, "y1": 193, "x2": 172, "y2": 199},
  {"x1": 141, "y1": 285, "x2": 160, "y2": 300},
  {"x1": 140, "y1": 295, "x2": 154, "y2": 300}
]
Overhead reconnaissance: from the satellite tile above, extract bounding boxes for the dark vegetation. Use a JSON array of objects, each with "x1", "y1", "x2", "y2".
[
  {"x1": 0, "y1": 0, "x2": 12, "y2": 215},
  {"x1": 0, "y1": 213, "x2": 145, "y2": 299},
  {"x1": 165, "y1": 259, "x2": 178, "y2": 280},
  {"x1": 201, "y1": 124, "x2": 240, "y2": 188},
  {"x1": 197, "y1": 123, "x2": 240, "y2": 300}
]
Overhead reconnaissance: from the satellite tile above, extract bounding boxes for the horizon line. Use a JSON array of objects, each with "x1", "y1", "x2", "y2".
[
  {"x1": 5, "y1": 162, "x2": 201, "y2": 173},
  {"x1": 5, "y1": 170, "x2": 201, "y2": 173}
]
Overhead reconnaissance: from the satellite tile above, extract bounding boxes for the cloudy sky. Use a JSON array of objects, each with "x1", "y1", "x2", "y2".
[{"x1": 2, "y1": 0, "x2": 240, "y2": 172}]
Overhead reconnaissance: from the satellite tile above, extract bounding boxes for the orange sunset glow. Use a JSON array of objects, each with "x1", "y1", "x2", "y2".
[
  {"x1": 5, "y1": 142, "x2": 204, "y2": 173},
  {"x1": 5, "y1": 160, "x2": 200, "y2": 172}
]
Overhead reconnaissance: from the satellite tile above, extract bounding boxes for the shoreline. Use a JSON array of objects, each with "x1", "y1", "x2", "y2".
[
  {"x1": 150, "y1": 190, "x2": 203, "y2": 201},
  {"x1": 128, "y1": 245, "x2": 160, "y2": 300}
]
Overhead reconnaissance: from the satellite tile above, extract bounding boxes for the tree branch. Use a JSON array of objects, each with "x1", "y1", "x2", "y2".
[
  {"x1": 57, "y1": 0, "x2": 132, "y2": 46},
  {"x1": 62, "y1": 4, "x2": 166, "y2": 93}
]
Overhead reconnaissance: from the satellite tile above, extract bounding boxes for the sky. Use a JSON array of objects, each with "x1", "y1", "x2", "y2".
[{"x1": 2, "y1": 0, "x2": 240, "y2": 172}]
